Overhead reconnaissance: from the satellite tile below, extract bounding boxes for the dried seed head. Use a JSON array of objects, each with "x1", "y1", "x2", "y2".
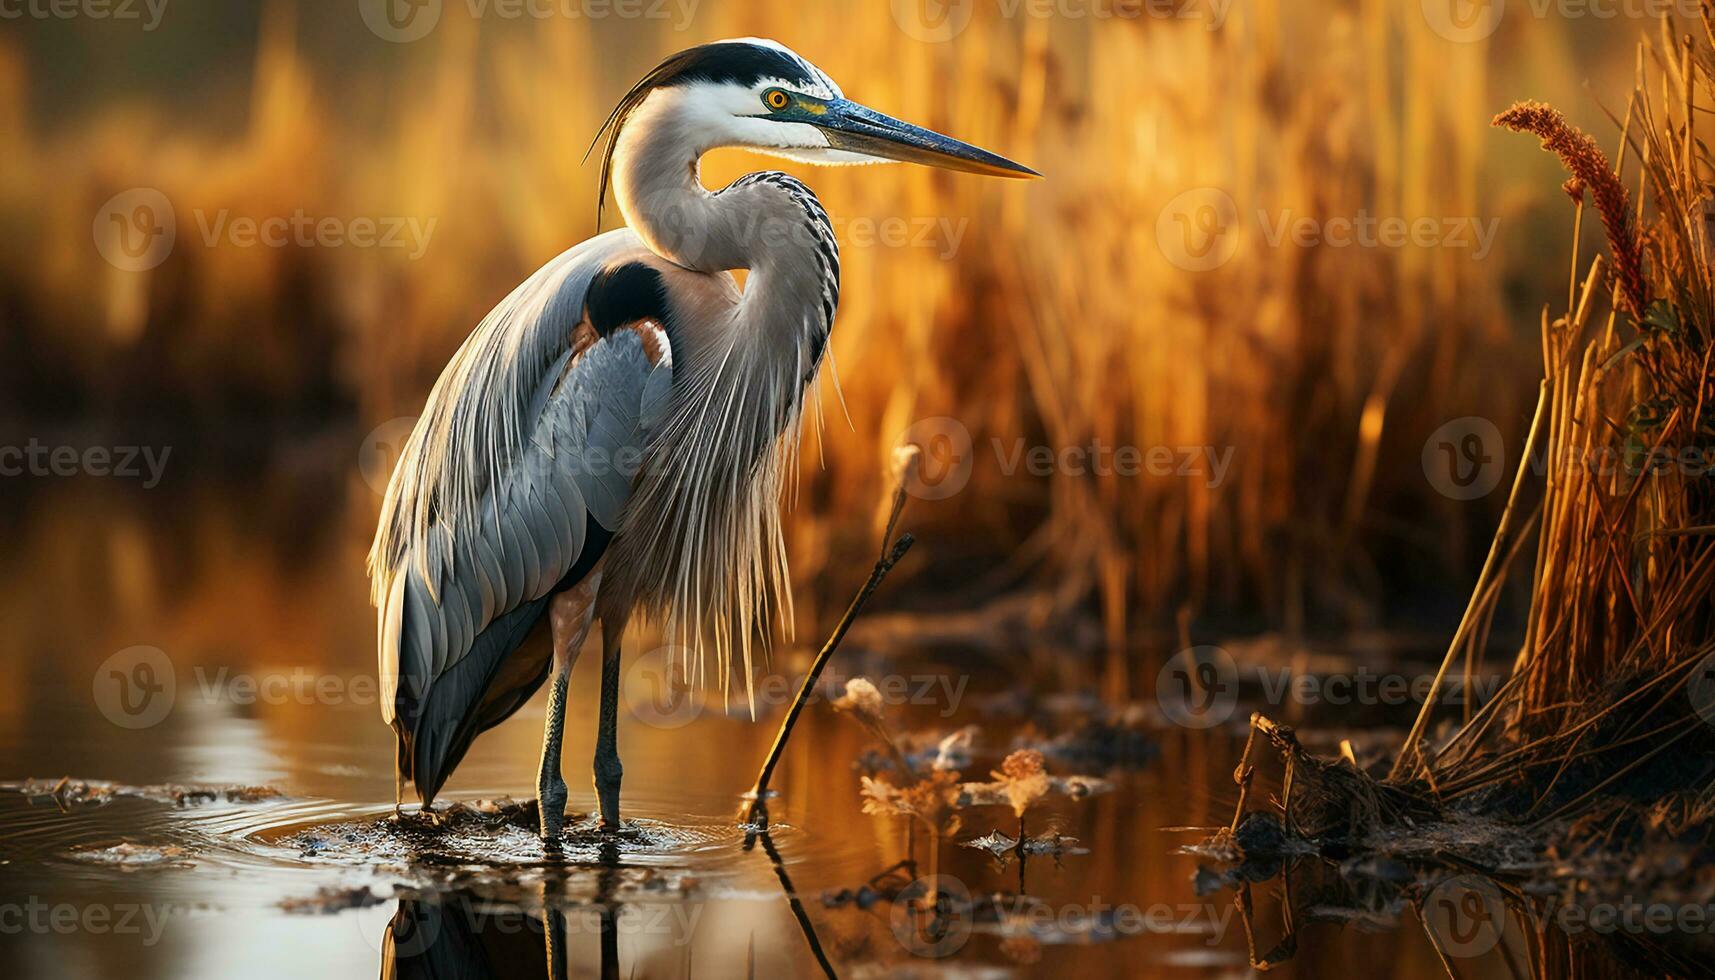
[
  {"x1": 1494, "y1": 100, "x2": 1647, "y2": 315},
  {"x1": 833, "y1": 677, "x2": 885, "y2": 721},
  {"x1": 993, "y1": 749, "x2": 1051, "y2": 818}
]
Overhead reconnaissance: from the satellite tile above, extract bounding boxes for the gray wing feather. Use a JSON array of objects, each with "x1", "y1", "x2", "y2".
[{"x1": 375, "y1": 250, "x2": 673, "y2": 729}]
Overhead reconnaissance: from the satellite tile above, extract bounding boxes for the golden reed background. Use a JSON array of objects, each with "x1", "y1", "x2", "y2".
[{"x1": 0, "y1": 1, "x2": 1658, "y2": 651}]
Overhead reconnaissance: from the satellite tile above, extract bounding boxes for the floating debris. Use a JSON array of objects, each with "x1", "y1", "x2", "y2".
[
  {"x1": 961, "y1": 830, "x2": 1085, "y2": 857},
  {"x1": 279, "y1": 885, "x2": 388, "y2": 915},
  {"x1": 0, "y1": 777, "x2": 285, "y2": 810},
  {"x1": 853, "y1": 725, "x2": 978, "y2": 776},
  {"x1": 958, "y1": 772, "x2": 1113, "y2": 807},
  {"x1": 70, "y1": 841, "x2": 195, "y2": 870}
]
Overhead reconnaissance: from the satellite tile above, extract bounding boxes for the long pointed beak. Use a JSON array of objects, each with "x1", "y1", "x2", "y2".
[{"x1": 813, "y1": 99, "x2": 1041, "y2": 179}]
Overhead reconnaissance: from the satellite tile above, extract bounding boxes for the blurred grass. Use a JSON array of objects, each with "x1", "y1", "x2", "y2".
[{"x1": 0, "y1": 1, "x2": 1667, "y2": 650}]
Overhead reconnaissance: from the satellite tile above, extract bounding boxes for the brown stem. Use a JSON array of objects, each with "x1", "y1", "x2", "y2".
[
  {"x1": 740, "y1": 533, "x2": 917, "y2": 826},
  {"x1": 1391, "y1": 381, "x2": 1552, "y2": 782}
]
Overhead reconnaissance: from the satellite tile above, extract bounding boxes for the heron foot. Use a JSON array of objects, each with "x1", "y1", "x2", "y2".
[
  {"x1": 594, "y1": 758, "x2": 622, "y2": 832},
  {"x1": 538, "y1": 777, "x2": 569, "y2": 840}
]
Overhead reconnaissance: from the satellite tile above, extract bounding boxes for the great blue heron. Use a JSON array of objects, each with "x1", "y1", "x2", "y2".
[{"x1": 369, "y1": 37, "x2": 1036, "y2": 840}]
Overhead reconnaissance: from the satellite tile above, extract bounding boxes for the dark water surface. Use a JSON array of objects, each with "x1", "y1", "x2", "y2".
[{"x1": 0, "y1": 475, "x2": 1456, "y2": 978}]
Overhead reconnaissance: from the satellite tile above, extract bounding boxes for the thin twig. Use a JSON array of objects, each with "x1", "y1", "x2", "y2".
[
  {"x1": 739, "y1": 533, "x2": 915, "y2": 826},
  {"x1": 1392, "y1": 381, "x2": 1553, "y2": 782},
  {"x1": 755, "y1": 829, "x2": 840, "y2": 979}
]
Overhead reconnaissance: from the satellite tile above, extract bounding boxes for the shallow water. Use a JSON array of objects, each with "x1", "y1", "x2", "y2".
[{"x1": 0, "y1": 473, "x2": 1458, "y2": 978}]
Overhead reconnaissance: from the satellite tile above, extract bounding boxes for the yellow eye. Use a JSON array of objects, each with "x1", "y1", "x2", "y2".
[{"x1": 764, "y1": 89, "x2": 791, "y2": 111}]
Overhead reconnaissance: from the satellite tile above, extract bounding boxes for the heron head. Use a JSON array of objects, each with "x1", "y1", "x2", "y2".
[{"x1": 593, "y1": 38, "x2": 1039, "y2": 210}]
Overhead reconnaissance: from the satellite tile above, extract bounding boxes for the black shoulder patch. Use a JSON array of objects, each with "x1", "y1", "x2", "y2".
[{"x1": 585, "y1": 262, "x2": 670, "y2": 337}]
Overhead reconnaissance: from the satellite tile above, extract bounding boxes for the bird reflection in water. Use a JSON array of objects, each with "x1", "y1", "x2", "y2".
[{"x1": 380, "y1": 832, "x2": 837, "y2": 979}]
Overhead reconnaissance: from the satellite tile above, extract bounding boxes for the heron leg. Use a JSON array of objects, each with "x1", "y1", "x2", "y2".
[
  {"x1": 539, "y1": 570, "x2": 601, "y2": 840},
  {"x1": 537, "y1": 664, "x2": 572, "y2": 840},
  {"x1": 594, "y1": 616, "x2": 625, "y2": 831}
]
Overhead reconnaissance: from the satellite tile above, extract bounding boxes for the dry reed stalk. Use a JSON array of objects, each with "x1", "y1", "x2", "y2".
[{"x1": 1410, "y1": 17, "x2": 1715, "y2": 791}]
